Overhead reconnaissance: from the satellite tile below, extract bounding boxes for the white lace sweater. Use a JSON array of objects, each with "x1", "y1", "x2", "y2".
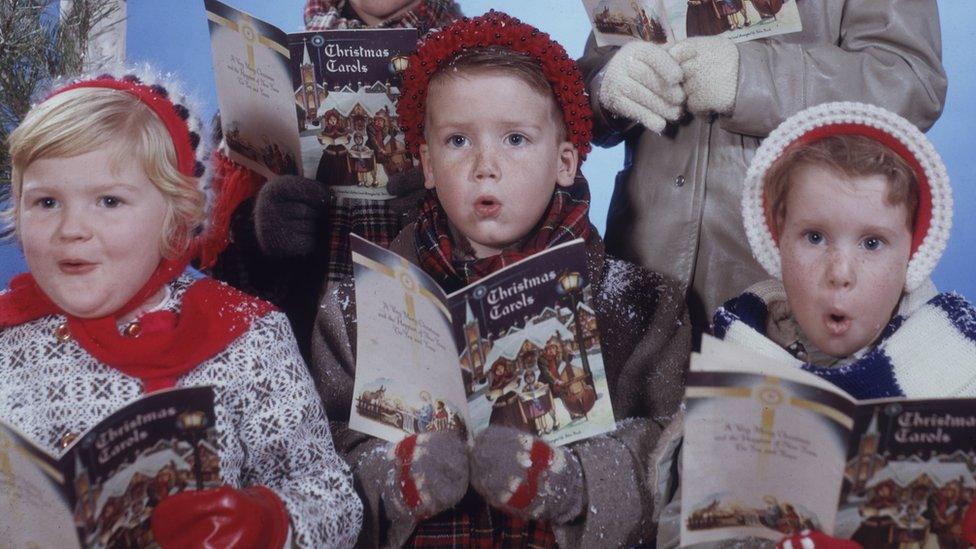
[{"x1": 0, "y1": 274, "x2": 363, "y2": 547}]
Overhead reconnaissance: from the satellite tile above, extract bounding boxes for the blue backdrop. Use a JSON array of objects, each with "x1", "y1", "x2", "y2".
[{"x1": 3, "y1": 0, "x2": 973, "y2": 300}]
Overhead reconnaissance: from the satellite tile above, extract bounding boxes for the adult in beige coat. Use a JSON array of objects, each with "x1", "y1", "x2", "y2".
[{"x1": 578, "y1": 0, "x2": 947, "y2": 336}]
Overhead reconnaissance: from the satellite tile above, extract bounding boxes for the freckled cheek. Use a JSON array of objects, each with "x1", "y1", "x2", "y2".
[
  {"x1": 780, "y1": 243, "x2": 822, "y2": 287},
  {"x1": 855, "y1": 259, "x2": 906, "y2": 306}
]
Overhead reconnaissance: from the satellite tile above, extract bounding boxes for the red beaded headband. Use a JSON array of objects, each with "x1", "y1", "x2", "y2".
[
  {"x1": 397, "y1": 11, "x2": 593, "y2": 162},
  {"x1": 48, "y1": 73, "x2": 207, "y2": 180}
]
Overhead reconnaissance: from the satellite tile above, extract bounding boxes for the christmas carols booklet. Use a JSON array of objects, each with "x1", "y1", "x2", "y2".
[
  {"x1": 0, "y1": 387, "x2": 219, "y2": 549},
  {"x1": 205, "y1": 0, "x2": 419, "y2": 200},
  {"x1": 349, "y1": 235, "x2": 616, "y2": 447},
  {"x1": 681, "y1": 336, "x2": 976, "y2": 548},
  {"x1": 581, "y1": 0, "x2": 802, "y2": 48}
]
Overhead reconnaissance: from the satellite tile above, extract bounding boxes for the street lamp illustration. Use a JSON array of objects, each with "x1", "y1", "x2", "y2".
[
  {"x1": 177, "y1": 410, "x2": 209, "y2": 490},
  {"x1": 389, "y1": 54, "x2": 410, "y2": 75},
  {"x1": 556, "y1": 271, "x2": 592, "y2": 379}
]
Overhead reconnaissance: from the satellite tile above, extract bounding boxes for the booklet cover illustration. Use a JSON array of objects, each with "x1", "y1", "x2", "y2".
[
  {"x1": 1, "y1": 387, "x2": 219, "y2": 549},
  {"x1": 680, "y1": 337, "x2": 976, "y2": 548},
  {"x1": 349, "y1": 235, "x2": 616, "y2": 447},
  {"x1": 582, "y1": 0, "x2": 802, "y2": 47},
  {"x1": 206, "y1": 0, "x2": 418, "y2": 199}
]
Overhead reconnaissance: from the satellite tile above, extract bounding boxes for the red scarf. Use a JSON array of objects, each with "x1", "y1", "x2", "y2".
[
  {"x1": 414, "y1": 176, "x2": 594, "y2": 293},
  {"x1": 0, "y1": 255, "x2": 274, "y2": 393}
]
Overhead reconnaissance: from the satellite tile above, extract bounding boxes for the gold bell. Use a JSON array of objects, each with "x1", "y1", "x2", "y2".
[
  {"x1": 124, "y1": 322, "x2": 142, "y2": 338},
  {"x1": 54, "y1": 323, "x2": 70, "y2": 342},
  {"x1": 60, "y1": 431, "x2": 78, "y2": 449}
]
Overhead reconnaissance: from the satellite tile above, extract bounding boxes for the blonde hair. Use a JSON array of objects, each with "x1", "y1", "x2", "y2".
[
  {"x1": 7, "y1": 87, "x2": 206, "y2": 258},
  {"x1": 763, "y1": 134, "x2": 918, "y2": 232}
]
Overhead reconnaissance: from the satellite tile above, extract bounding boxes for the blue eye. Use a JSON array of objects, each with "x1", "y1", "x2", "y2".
[
  {"x1": 98, "y1": 196, "x2": 123, "y2": 208},
  {"x1": 447, "y1": 135, "x2": 469, "y2": 148},
  {"x1": 506, "y1": 133, "x2": 527, "y2": 146},
  {"x1": 862, "y1": 237, "x2": 884, "y2": 251},
  {"x1": 804, "y1": 231, "x2": 824, "y2": 245},
  {"x1": 37, "y1": 197, "x2": 58, "y2": 209}
]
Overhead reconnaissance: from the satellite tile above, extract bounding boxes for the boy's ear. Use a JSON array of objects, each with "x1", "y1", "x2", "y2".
[
  {"x1": 555, "y1": 141, "x2": 579, "y2": 188},
  {"x1": 420, "y1": 143, "x2": 436, "y2": 189}
]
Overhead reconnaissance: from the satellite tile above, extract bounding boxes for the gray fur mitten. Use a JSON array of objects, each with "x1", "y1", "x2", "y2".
[
  {"x1": 254, "y1": 175, "x2": 330, "y2": 258},
  {"x1": 598, "y1": 40, "x2": 685, "y2": 133},
  {"x1": 469, "y1": 426, "x2": 585, "y2": 524},
  {"x1": 359, "y1": 431, "x2": 469, "y2": 524},
  {"x1": 669, "y1": 36, "x2": 739, "y2": 115}
]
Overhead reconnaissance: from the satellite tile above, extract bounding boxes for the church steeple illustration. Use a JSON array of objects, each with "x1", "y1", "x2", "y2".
[
  {"x1": 849, "y1": 407, "x2": 886, "y2": 494},
  {"x1": 464, "y1": 298, "x2": 487, "y2": 384},
  {"x1": 296, "y1": 38, "x2": 327, "y2": 127}
]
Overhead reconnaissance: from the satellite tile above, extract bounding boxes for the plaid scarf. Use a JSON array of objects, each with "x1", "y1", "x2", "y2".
[
  {"x1": 415, "y1": 176, "x2": 594, "y2": 293},
  {"x1": 304, "y1": 0, "x2": 461, "y2": 34},
  {"x1": 407, "y1": 490, "x2": 556, "y2": 548}
]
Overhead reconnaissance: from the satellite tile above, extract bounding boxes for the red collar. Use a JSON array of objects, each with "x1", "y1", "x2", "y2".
[{"x1": 0, "y1": 259, "x2": 274, "y2": 392}]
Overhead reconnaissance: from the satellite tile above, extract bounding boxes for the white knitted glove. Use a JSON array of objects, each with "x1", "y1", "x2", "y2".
[
  {"x1": 598, "y1": 40, "x2": 685, "y2": 133},
  {"x1": 670, "y1": 36, "x2": 739, "y2": 115}
]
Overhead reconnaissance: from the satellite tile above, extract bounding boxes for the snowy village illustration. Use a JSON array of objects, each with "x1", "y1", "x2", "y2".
[
  {"x1": 582, "y1": 0, "x2": 802, "y2": 48},
  {"x1": 72, "y1": 434, "x2": 220, "y2": 548},
  {"x1": 0, "y1": 388, "x2": 219, "y2": 549},
  {"x1": 291, "y1": 29, "x2": 418, "y2": 199},
  {"x1": 206, "y1": 0, "x2": 417, "y2": 193},
  {"x1": 681, "y1": 368, "x2": 976, "y2": 548},
  {"x1": 349, "y1": 237, "x2": 616, "y2": 447},
  {"x1": 832, "y1": 403, "x2": 976, "y2": 548}
]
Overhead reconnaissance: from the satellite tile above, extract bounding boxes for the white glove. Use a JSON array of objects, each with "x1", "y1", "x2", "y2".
[
  {"x1": 670, "y1": 36, "x2": 740, "y2": 116},
  {"x1": 598, "y1": 40, "x2": 685, "y2": 133}
]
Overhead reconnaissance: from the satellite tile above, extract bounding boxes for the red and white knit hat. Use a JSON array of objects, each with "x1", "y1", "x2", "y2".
[
  {"x1": 46, "y1": 65, "x2": 214, "y2": 231},
  {"x1": 742, "y1": 101, "x2": 952, "y2": 291}
]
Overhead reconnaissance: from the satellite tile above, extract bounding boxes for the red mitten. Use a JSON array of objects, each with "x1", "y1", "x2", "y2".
[
  {"x1": 963, "y1": 498, "x2": 976, "y2": 545},
  {"x1": 776, "y1": 530, "x2": 862, "y2": 549},
  {"x1": 150, "y1": 485, "x2": 289, "y2": 549}
]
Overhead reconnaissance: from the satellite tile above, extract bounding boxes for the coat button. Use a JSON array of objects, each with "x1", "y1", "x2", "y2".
[
  {"x1": 54, "y1": 323, "x2": 71, "y2": 342},
  {"x1": 61, "y1": 431, "x2": 78, "y2": 449},
  {"x1": 124, "y1": 322, "x2": 142, "y2": 338},
  {"x1": 674, "y1": 175, "x2": 686, "y2": 188}
]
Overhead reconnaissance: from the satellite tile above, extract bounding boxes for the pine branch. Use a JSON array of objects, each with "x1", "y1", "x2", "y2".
[{"x1": 0, "y1": 0, "x2": 120, "y2": 189}]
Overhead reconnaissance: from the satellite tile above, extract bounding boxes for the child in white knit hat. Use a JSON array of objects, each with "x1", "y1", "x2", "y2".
[{"x1": 714, "y1": 101, "x2": 976, "y2": 399}]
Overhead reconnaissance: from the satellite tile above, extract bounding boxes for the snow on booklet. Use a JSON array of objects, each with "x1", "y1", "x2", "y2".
[
  {"x1": 681, "y1": 336, "x2": 976, "y2": 548},
  {"x1": 205, "y1": 0, "x2": 419, "y2": 199},
  {"x1": 0, "y1": 386, "x2": 219, "y2": 549},
  {"x1": 581, "y1": 0, "x2": 802, "y2": 47},
  {"x1": 349, "y1": 235, "x2": 616, "y2": 447}
]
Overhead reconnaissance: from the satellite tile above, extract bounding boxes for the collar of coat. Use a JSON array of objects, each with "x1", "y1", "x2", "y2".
[{"x1": 712, "y1": 279, "x2": 976, "y2": 400}]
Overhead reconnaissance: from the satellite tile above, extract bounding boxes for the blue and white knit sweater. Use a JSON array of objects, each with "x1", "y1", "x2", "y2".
[{"x1": 712, "y1": 279, "x2": 976, "y2": 400}]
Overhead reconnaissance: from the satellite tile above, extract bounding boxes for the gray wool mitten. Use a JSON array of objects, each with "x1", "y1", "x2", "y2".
[
  {"x1": 359, "y1": 431, "x2": 469, "y2": 524},
  {"x1": 254, "y1": 175, "x2": 330, "y2": 258},
  {"x1": 386, "y1": 167, "x2": 428, "y2": 229},
  {"x1": 469, "y1": 425, "x2": 585, "y2": 524},
  {"x1": 386, "y1": 166, "x2": 425, "y2": 197}
]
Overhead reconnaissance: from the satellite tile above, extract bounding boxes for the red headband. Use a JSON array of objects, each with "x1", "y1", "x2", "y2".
[
  {"x1": 49, "y1": 75, "x2": 206, "y2": 179},
  {"x1": 397, "y1": 11, "x2": 593, "y2": 161},
  {"x1": 767, "y1": 123, "x2": 933, "y2": 257}
]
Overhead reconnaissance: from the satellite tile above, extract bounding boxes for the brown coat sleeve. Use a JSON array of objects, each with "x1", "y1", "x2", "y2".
[
  {"x1": 554, "y1": 259, "x2": 691, "y2": 548},
  {"x1": 310, "y1": 280, "x2": 420, "y2": 548}
]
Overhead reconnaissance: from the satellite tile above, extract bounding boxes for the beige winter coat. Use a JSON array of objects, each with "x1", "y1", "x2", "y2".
[{"x1": 578, "y1": 0, "x2": 947, "y2": 329}]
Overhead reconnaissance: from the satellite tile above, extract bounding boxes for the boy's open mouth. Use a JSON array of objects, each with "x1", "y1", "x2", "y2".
[
  {"x1": 474, "y1": 195, "x2": 501, "y2": 218},
  {"x1": 824, "y1": 312, "x2": 852, "y2": 336}
]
